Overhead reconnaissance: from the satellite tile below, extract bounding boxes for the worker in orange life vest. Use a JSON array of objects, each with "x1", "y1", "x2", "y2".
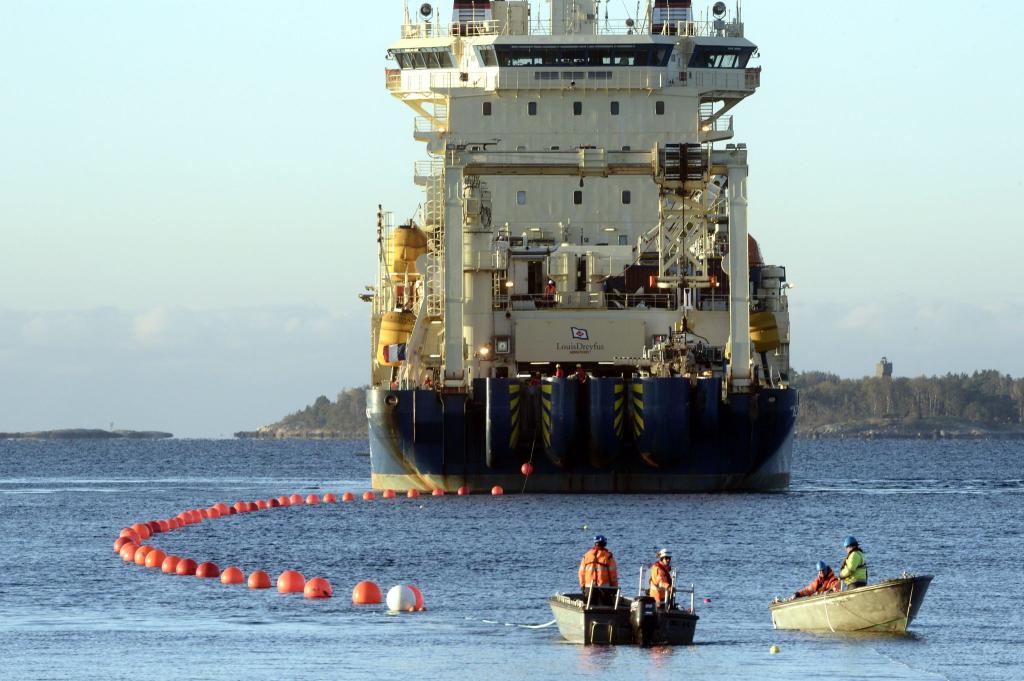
[
  {"x1": 578, "y1": 535, "x2": 618, "y2": 588},
  {"x1": 648, "y1": 548, "x2": 674, "y2": 607},
  {"x1": 792, "y1": 561, "x2": 841, "y2": 599}
]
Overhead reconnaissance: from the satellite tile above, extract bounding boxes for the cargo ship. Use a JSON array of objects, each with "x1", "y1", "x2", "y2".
[{"x1": 365, "y1": 0, "x2": 797, "y2": 492}]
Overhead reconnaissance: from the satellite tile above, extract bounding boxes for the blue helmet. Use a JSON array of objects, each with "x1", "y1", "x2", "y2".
[
  {"x1": 844, "y1": 536, "x2": 858, "y2": 548},
  {"x1": 816, "y1": 561, "x2": 829, "y2": 572},
  {"x1": 594, "y1": 534, "x2": 607, "y2": 546}
]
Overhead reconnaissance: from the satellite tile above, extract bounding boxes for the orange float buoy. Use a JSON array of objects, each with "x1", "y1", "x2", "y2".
[
  {"x1": 277, "y1": 570, "x2": 306, "y2": 593},
  {"x1": 119, "y1": 528, "x2": 140, "y2": 542},
  {"x1": 254, "y1": 499, "x2": 268, "y2": 510},
  {"x1": 304, "y1": 577, "x2": 333, "y2": 599},
  {"x1": 175, "y1": 558, "x2": 198, "y2": 576},
  {"x1": 521, "y1": 462, "x2": 533, "y2": 476},
  {"x1": 220, "y1": 566, "x2": 244, "y2": 585},
  {"x1": 362, "y1": 491, "x2": 375, "y2": 501},
  {"x1": 248, "y1": 570, "x2": 271, "y2": 589},
  {"x1": 382, "y1": 489, "x2": 396, "y2": 499},
  {"x1": 190, "y1": 510, "x2": 204, "y2": 523},
  {"x1": 157, "y1": 519, "x2": 171, "y2": 532},
  {"x1": 306, "y1": 494, "x2": 320, "y2": 505},
  {"x1": 233, "y1": 501, "x2": 248, "y2": 513},
  {"x1": 214, "y1": 502, "x2": 230, "y2": 515},
  {"x1": 407, "y1": 585, "x2": 425, "y2": 611},
  {"x1": 131, "y1": 523, "x2": 151, "y2": 540},
  {"x1": 269, "y1": 498, "x2": 281, "y2": 508},
  {"x1": 207, "y1": 507, "x2": 221, "y2": 519},
  {"x1": 145, "y1": 549, "x2": 167, "y2": 568},
  {"x1": 134, "y1": 545, "x2": 155, "y2": 565},
  {"x1": 119, "y1": 543, "x2": 139, "y2": 561},
  {"x1": 246, "y1": 502, "x2": 259, "y2": 513},
  {"x1": 199, "y1": 508, "x2": 211, "y2": 520},
  {"x1": 407, "y1": 489, "x2": 420, "y2": 498},
  {"x1": 323, "y1": 493, "x2": 337, "y2": 503},
  {"x1": 146, "y1": 520, "x2": 161, "y2": 534},
  {"x1": 289, "y1": 494, "x2": 304, "y2": 505},
  {"x1": 457, "y1": 486, "x2": 470, "y2": 496},
  {"x1": 491, "y1": 485, "x2": 504, "y2": 495},
  {"x1": 342, "y1": 492, "x2": 355, "y2": 502},
  {"x1": 432, "y1": 488, "x2": 444, "y2": 496},
  {"x1": 276, "y1": 496, "x2": 291, "y2": 507},
  {"x1": 114, "y1": 536, "x2": 133, "y2": 553},
  {"x1": 352, "y1": 580, "x2": 382, "y2": 605},
  {"x1": 161, "y1": 555, "x2": 181, "y2": 574},
  {"x1": 196, "y1": 562, "x2": 221, "y2": 578}
]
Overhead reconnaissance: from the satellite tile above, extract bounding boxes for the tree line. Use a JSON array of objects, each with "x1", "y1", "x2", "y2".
[{"x1": 793, "y1": 370, "x2": 1024, "y2": 429}]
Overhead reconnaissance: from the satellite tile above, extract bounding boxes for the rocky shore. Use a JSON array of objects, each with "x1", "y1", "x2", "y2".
[
  {"x1": 0, "y1": 429, "x2": 173, "y2": 440},
  {"x1": 797, "y1": 417, "x2": 1024, "y2": 440}
]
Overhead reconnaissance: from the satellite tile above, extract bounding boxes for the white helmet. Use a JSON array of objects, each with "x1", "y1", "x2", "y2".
[{"x1": 657, "y1": 548, "x2": 672, "y2": 559}]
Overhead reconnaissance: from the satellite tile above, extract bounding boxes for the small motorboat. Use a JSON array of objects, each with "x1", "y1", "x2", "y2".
[
  {"x1": 548, "y1": 582, "x2": 699, "y2": 645},
  {"x1": 768, "y1": 574, "x2": 933, "y2": 633}
]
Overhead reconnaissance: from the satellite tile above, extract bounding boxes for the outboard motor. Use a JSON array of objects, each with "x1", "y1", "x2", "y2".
[{"x1": 629, "y1": 596, "x2": 658, "y2": 646}]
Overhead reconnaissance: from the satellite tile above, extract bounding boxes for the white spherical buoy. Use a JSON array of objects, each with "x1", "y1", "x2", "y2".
[{"x1": 386, "y1": 585, "x2": 417, "y2": 612}]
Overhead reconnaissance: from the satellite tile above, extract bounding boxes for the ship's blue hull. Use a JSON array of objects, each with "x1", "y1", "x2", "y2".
[{"x1": 367, "y1": 378, "x2": 796, "y2": 492}]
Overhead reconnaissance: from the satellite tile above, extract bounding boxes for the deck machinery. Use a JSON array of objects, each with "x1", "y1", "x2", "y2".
[{"x1": 366, "y1": 0, "x2": 797, "y2": 492}]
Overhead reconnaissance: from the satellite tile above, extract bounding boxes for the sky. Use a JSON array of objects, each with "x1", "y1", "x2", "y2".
[{"x1": 1, "y1": 1, "x2": 1022, "y2": 437}]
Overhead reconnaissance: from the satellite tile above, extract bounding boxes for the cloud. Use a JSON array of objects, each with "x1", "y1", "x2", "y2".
[
  {"x1": 132, "y1": 307, "x2": 169, "y2": 346},
  {"x1": 835, "y1": 303, "x2": 882, "y2": 331}
]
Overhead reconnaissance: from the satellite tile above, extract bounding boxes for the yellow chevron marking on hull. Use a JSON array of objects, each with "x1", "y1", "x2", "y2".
[
  {"x1": 614, "y1": 384, "x2": 624, "y2": 394},
  {"x1": 542, "y1": 384, "x2": 553, "y2": 394},
  {"x1": 632, "y1": 396, "x2": 644, "y2": 410}
]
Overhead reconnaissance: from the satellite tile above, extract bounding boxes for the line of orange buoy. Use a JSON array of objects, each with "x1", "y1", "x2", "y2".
[{"x1": 108, "y1": 487, "x2": 474, "y2": 608}]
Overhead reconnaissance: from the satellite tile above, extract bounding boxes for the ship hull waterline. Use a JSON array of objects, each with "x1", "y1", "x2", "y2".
[{"x1": 367, "y1": 379, "x2": 796, "y2": 493}]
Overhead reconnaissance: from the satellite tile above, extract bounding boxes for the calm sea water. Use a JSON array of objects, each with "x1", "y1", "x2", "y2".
[{"x1": 0, "y1": 438, "x2": 1021, "y2": 681}]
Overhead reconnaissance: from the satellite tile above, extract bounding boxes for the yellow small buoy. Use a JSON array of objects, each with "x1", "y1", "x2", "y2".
[{"x1": 769, "y1": 645, "x2": 780, "y2": 654}]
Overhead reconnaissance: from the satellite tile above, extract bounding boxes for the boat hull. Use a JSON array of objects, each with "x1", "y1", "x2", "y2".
[
  {"x1": 548, "y1": 593, "x2": 698, "y2": 645},
  {"x1": 768, "y1": 576, "x2": 933, "y2": 633},
  {"x1": 367, "y1": 378, "x2": 796, "y2": 493}
]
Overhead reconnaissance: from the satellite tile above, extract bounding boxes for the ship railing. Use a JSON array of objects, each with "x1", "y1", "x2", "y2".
[
  {"x1": 389, "y1": 69, "x2": 490, "y2": 93},
  {"x1": 687, "y1": 67, "x2": 759, "y2": 92},
  {"x1": 493, "y1": 291, "x2": 677, "y2": 311},
  {"x1": 702, "y1": 115, "x2": 733, "y2": 133},
  {"x1": 400, "y1": 20, "x2": 502, "y2": 39},
  {"x1": 398, "y1": 19, "x2": 742, "y2": 39}
]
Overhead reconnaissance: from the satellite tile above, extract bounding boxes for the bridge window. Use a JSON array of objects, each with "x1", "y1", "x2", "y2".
[
  {"x1": 392, "y1": 48, "x2": 455, "y2": 70},
  {"x1": 479, "y1": 46, "x2": 497, "y2": 67},
  {"x1": 494, "y1": 44, "x2": 673, "y2": 68},
  {"x1": 688, "y1": 45, "x2": 754, "y2": 69},
  {"x1": 610, "y1": 101, "x2": 619, "y2": 115},
  {"x1": 656, "y1": 101, "x2": 665, "y2": 115},
  {"x1": 618, "y1": 234, "x2": 628, "y2": 245},
  {"x1": 573, "y1": 101, "x2": 582, "y2": 116},
  {"x1": 622, "y1": 190, "x2": 631, "y2": 205},
  {"x1": 528, "y1": 101, "x2": 537, "y2": 116},
  {"x1": 573, "y1": 191, "x2": 583, "y2": 205},
  {"x1": 517, "y1": 191, "x2": 527, "y2": 205}
]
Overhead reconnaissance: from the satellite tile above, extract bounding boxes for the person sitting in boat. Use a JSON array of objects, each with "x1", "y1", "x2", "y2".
[
  {"x1": 578, "y1": 535, "x2": 618, "y2": 592},
  {"x1": 648, "y1": 548, "x2": 674, "y2": 608},
  {"x1": 791, "y1": 561, "x2": 840, "y2": 599},
  {"x1": 839, "y1": 536, "x2": 868, "y2": 589}
]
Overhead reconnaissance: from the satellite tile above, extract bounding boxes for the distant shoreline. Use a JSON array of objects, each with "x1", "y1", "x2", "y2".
[{"x1": 0, "y1": 429, "x2": 173, "y2": 440}]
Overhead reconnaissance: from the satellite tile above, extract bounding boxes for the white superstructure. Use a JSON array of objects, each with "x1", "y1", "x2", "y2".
[{"x1": 370, "y1": 0, "x2": 791, "y2": 398}]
